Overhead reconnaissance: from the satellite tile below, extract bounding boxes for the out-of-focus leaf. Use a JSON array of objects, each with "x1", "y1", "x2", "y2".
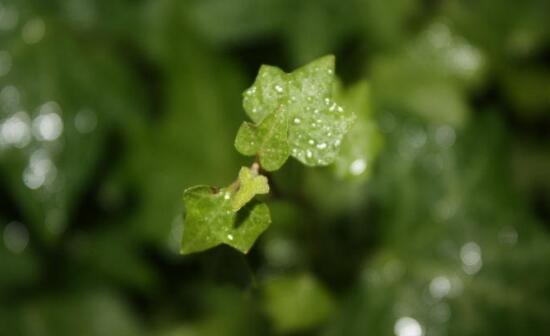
[
  {"x1": 240, "y1": 55, "x2": 354, "y2": 167},
  {"x1": 333, "y1": 80, "x2": 383, "y2": 180},
  {"x1": 181, "y1": 186, "x2": 271, "y2": 254},
  {"x1": 371, "y1": 21, "x2": 486, "y2": 126},
  {"x1": 263, "y1": 273, "x2": 334, "y2": 333}
]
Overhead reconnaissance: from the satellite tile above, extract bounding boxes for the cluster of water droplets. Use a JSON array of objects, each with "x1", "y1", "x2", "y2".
[
  {"x1": 243, "y1": 66, "x2": 287, "y2": 123},
  {"x1": 0, "y1": 99, "x2": 64, "y2": 191},
  {"x1": 0, "y1": 4, "x2": 103, "y2": 243},
  {"x1": 287, "y1": 90, "x2": 351, "y2": 166},
  {"x1": 242, "y1": 60, "x2": 353, "y2": 166}
]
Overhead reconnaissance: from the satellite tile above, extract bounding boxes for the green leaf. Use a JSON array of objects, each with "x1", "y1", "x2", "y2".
[
  {"x1": 333, "y1": 81, "x2": 383, "y2": 180},
  {"x1": 181, "y1": 186, "x2": 271, "y2": 254},
  {"x1": 238, "y1": 55, "x2": 355, "y2": 168},
  {"x1": 234, "y1": 107, "x2": 290, "y2": 171},
  {"x1": 242, "y1": 65, "x2": 287, "y2": 124},
  {"x1": 231, "y1": 166, "x2": 270, "y2": 211}
]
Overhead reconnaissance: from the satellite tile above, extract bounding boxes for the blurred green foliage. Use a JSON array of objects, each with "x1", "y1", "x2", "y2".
[{"x1": 0, "y1": 0, "x2": 549, "y2": 335}]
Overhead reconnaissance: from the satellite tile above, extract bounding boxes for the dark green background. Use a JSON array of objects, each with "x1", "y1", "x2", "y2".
[{"x1": 1, "y1": 0, "x2": 549, "y2": 335}]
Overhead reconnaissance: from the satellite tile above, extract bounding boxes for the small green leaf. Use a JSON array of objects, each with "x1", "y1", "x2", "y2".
[
  {"x1": 181, "y1": 186, "x2": 271, "y2": 254},
  {"x1": 231, "y1": 166, "x2": 270, "y2": 211},
  {"x1": 239, "y1": 55, "x2": 355, "y2": 168},
  {"x1": 234, "y1": 106, "x2": 290, "y2": 171}
]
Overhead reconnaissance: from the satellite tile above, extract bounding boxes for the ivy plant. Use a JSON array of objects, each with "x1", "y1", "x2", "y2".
[{"x1": 181, "y1": 55, "x2": 355, "y2": 254}]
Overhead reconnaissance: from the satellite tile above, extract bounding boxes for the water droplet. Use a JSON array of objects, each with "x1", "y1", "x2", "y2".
[
  {"x1": 23, "y1": 149, "x2": 54, "y2": 189},
  {"x1": 435, "y1": 125, "x2": 456, "y2": 148},
  {"x1": 308, "y1": 139, "x2": 315, "y2": 145},
  {"x1": 316, "y1": 143, "x2": 327, "y2": 150},
  {"x1": 23, "y1": 166, "x2": 45, "y2": 189},
  {"x1": 394, "y1": 316, "x2": 423, "y2": 336},
  {"x1": 306, "y1": 150, "x2": 313, "y2": 158},
  {"x1": 0, "y1": 111, "x2": 31, "y2": 148},
  {"x1": 227, "y1": 234, "x2": 234, "y2": 241},
  {"x1": 223, "y1": 192, "x2": 231, "y2": 200},
  {"x1": 32, "y1": 108, "x2": 63, "y2": 141},
  {"x1": 293, "y1": 117, "x2": 301, "y2": 124},
  {"x1": 324, "y1": 98, "x2": 330, "y2": 105},
  {"x1": 22, "y1": 17, "x2": 45, "y2": 44},
  {"x1": 251, "y1": 108, "x2": 257, "y2": 114},
  {"x1": 311, "y1": 122, "x2": 317, "y2": 127},
  {"x1": 337, "y1": 106, "x2": 344, "y2": 113},
  {"x1": 274, "y1": 84, "x2": 284, "y2": 93},
  {"x1": 327, "y1": 69, "x2": 334, "y2": 75},
  {"x1": 334, "y1": 139, "x2": 341, "y2": 146},
  {"x1": 0, "y1": 50, "x2": 12, "y2": 77},
  {"x1": 429, "y1": 276, "x2": 451, "y2": 299},
  {"x1": 3, "y1": 221, "x2": 29, "y2": 254},
  {"x1": 349, "y1": 159, "x2": 366, "y2": 175},
  {"x1": 460, "y1": 241, "x2": 482, "y2": 275}
]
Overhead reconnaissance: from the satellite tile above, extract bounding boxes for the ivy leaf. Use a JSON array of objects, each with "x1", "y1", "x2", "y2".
[
  {"x1": 237, "y1": 55, "x2": 355, "y2": 168},
  {"x1": 231, "y1": 166, "x2": 270, "y2": 211},
  {"x1": 181, "y1": 186, "x2": 271, "y2": 254},
  {"x1": 234, "y1": 107, "x2": 290, "y2": 171},
  {"x1": 333, "y1": 81, "x2": 383, "y2": 180},
  {"x1": 242, "y1": 65, "x2": 287, "y2": 124}
]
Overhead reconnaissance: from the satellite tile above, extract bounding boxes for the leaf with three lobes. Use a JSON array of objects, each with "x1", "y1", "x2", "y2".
[
  {"x1": 181, "y1": 185, "x2": 271, "y2": 254},
  {"x1": 234, "y1": 107, "x2": 290, "y2": 171},
  {"x1": 231, "y1": 166, "x2": 270, "y2": 211},
  {"x1": 237, "y1": 54, "x2": 355, "y2": 168}
]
